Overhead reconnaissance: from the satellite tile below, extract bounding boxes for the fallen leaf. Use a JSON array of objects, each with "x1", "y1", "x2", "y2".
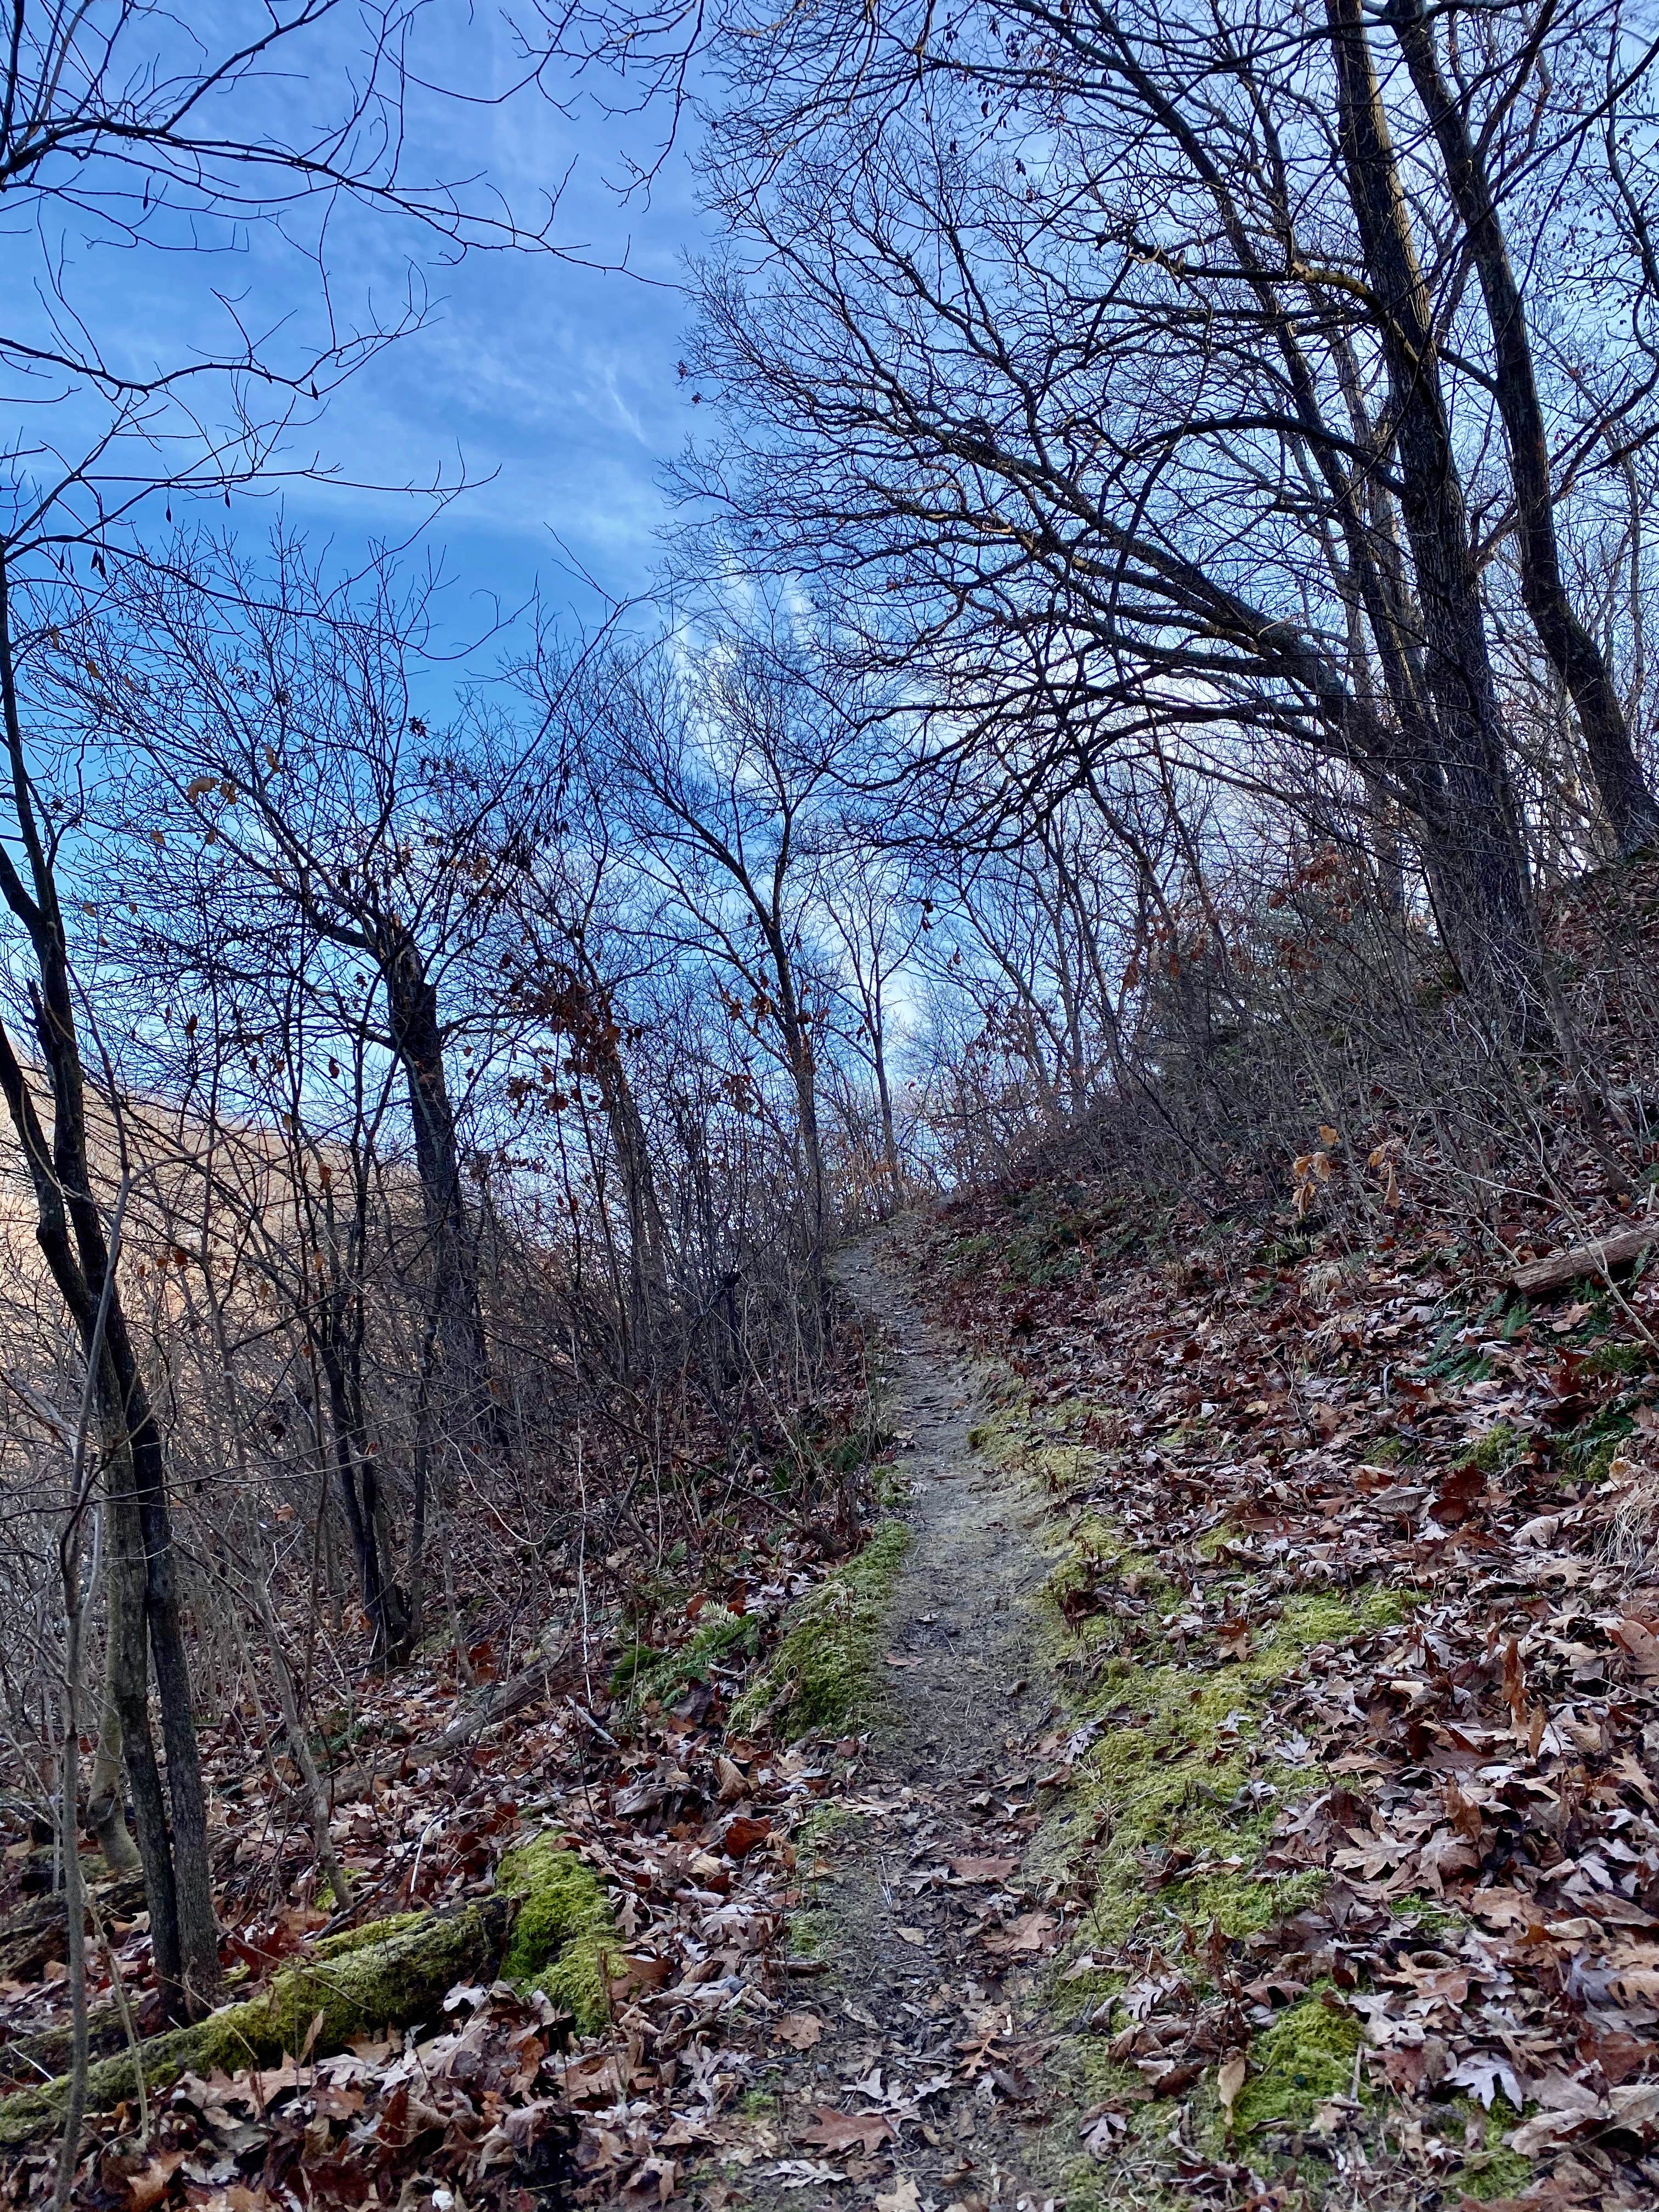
[
  {"x1": 722, "y1": 1814, "x2": 771, "y2": 1860},
  {"x1": 775, "y1": 2012, "x2": 824, "y2": 2049},
  {"x1": 1217, "y1": 2053, "x2": 1247, "y2": 2118},
  {"x1": 123, "y1": 2153, "x2": 188, "y2": 2211},
  {"x1": 716, "y1": 1756, "x2": 749, "y2": 1803},
  {"x1": 876, "y1": 2180, "x2": 923, "y2": 2212},
  {"x1": 950, "y1": 1856, "x2": 1018, "y2": 1883},
  {"x1": 797, "y1": 2108, "x2": 896, "y2": 2155},
  {"x1": 981, "y1": 1910, "x2": 1058, "y2": 1956}
]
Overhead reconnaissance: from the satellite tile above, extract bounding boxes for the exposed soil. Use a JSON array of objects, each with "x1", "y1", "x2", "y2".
[{"x1": 718, "y1": 1227, "x2": 1078, "y2": 2212}]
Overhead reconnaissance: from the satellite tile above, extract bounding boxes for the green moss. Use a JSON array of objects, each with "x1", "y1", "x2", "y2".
[
  {"x1": 1451, "y1": 2100, "x2": 1532, "y2": 2200},
  {"x1": 612, "y1": 1605, "x2": 761, "y2": 1708},
  {"x1": 312, "y1": 1911, "x2": 426, "y2": 1957},
  {"x1": 1582, "y1": 1341, "x2": 1655, "y2": 1379},
  {"x1": 1561, "y1": 1401, "x2": 1638, "y2": 1480},
  {"x1": 496, "y1": 1833, "x2": 619, "y2": 2030},
  {"x1": 1229, "y1": 1994, "x2": 1363, "y2": 2136},
  {"x1": 731, "y1": 1520, "x2": 911, "y2": 1740},
  {"x1": 1466, "y1": 1422, "x2": 1523, "y2": 1473},
  {"x1": 785, "y1": 1908, "x2": 834, "y2": 1958},
  {"x1": 968, "y1": 1397, "x2": 1030, "y2": 1461},
  {"x1": 794, "y1": 1802, "x2": 853, "y2": 1858},
  {"x1": 1068, "y1": 1586, "x2": 1409, "y2": 1951}
]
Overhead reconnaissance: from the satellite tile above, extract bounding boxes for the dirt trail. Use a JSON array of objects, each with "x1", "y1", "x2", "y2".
[{"x1": 724, "y1": 1229, "x2": 1075, "y2": 2212}]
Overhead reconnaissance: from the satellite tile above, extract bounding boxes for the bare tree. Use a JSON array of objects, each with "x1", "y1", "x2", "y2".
[
  {"x1": 661, "y1": 0, "x2": 1659, "y2": 1031},
  {"x1": 548, "y1": 629, "x2": 845, "y2": 1319}
]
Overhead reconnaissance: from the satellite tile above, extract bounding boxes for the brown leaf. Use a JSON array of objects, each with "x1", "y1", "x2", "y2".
[
  {"x1": 715, "y1": 1756, "x2": 749, "y2": 1803},
  {"x1": 981, "y1": 1910, "x2": 1059, "y2": 1956},
  {"x1": 1614, "y1": 1618, "x2": 1659, "y2": 1678},
  {"x1": 797, "y1": 2107, "x2": 896, "y2": 2154},
  {"x1": 949, "y1": 1855, "x2": 1018, "y2": 1883},
  {"x1": 123, "y1": 2153, "x2": 188, "y2": 2211},
  {"x1": 775, "y1": 2011, "x2": 824, "y2": 2050},
  {"x1": 1217, "y1": 2053, "x2": 1248, "y2": 2118},
  {"x1": 721, "y1": 1814, "x2": 771, "y2": 1860}
]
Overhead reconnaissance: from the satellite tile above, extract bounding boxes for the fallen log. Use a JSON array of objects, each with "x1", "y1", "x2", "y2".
[
  {"x1": 0, "y1": 1904, "x2": 503, "y2": 2145},
  {"x1": 0, "y1": 1834, "x2": 616, "y2": 2143},
  {"x1": 1511, "y1": 1222, "x2": 1659, "y2": 1298},
  {"x1": 402, "y1": 1630, "x2": 575, "y2": 1765},
  {"x1": 0, "y1": 1871, "x2": 146, "y2": 1987}
]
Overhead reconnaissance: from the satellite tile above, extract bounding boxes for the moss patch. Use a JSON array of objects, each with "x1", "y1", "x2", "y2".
[
  {"x1": 612, "y1": 1605, "x2": 761, "y2": 1710},
  {"x1": 496, "y1": 1833, "x2": 619, "y2": 2031},
  {"x1": 784, "y1": 1907, "x2": 834, "y2": 1959},
  {"x1": 1066, "y1": 1587, "x2": 1408, "y2": 1951},
  {"x1": 1451, "y1": 2100, "x2": 1532, "y2": 2199},
  {"x1": 731, "y1": 1520, "x2": 911, "y2": 1739},
  {"x1": 1466, "y1": 1421, "x2": 1523, "y2": 1473},
  {"x1": 1230, "y1": 1992, "x2": 1363, "y2": 2136}
]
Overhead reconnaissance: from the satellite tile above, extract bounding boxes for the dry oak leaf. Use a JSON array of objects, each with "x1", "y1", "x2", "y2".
[
  {"x1": 876, "y1": 2180, "x2": 924, "y2": 2212},
  {"x1": 715, "y1": 1756, "x2": 749, "y2": 1803},
  {"x1": 121, "y1": 2153, "x2": 189, "y2": 2212},
  {"x1": 981, "y1": 1910, "x2": 1059, "y2": 1956},
  {"x1": 797, "y1": 2108, "x2": 897, "y2": 2155},
  {"x1": 949, "y1": 1855, "x2": 1018, "y2": 1883},
  {"x1": 1613, "y1": 1618, "x2": 1659, "y2": 1678},
  {"x1": 721, "y1": 1814, "x2": 771, "y2": 1860},
  {"x1": 775, "y1": 2012, "x2": 824, "y2": 2050}
]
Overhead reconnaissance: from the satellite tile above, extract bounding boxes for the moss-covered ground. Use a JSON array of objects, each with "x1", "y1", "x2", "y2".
[
  {"x1": 731, "y1": 1520, "x2": 911, "y2": 1739},
  {"x1": 980, "y1": 1413, "x2": 1442, "y2": 2204},
  {"x1": 497, "y1": 1832, "x2": 620, "y2": 2029},
  {"x1": 612, "y1": 1604, "x2": 762, "y2": 1711}
]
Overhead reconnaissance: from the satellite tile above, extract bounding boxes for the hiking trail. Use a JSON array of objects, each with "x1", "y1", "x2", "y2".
[{"x1": 721, "y1": 1227, "x2": 1076, "y2": 2212}]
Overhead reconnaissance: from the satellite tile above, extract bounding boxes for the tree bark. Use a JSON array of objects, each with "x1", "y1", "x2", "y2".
[
  {"x1": 0, "y1": 559, "x2": 218, "y2": 2021},
  {"x1": 317, "y1": 1333, "x2": 408, "y2": 1665},
  {"x1": 382, "y1": 933, "x2": 495, "y2": 1440},
  {"x1": 83, "y1": 1573, "x2": 140, "y2": 1876},
  {"x1": 1327, "y1": 0, "x2": 1543, "y2": 1027},
  {"x1": 1390, "y1": 0, "x2": 1659, "y2": 855}
]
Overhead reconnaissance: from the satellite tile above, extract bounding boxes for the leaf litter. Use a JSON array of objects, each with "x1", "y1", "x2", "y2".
[
  {"x1": 910, "y1": 1169, "x2": 1659, "y2": 2208},
  {"x1": 16, "y1": 1179, "x2": 1659, "y2": 2209}
]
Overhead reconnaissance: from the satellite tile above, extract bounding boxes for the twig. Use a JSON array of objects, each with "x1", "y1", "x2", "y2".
[{"x1": 86, "y1": 1891, "x2": 147, "y2": 2147}]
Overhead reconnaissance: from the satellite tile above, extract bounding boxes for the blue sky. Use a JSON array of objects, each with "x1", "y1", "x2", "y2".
[
  {"x1": 9, "y1": 2, "x2": 718, "y2": 647},
  {"x1": 264, "y1": 38, "x2": 715, "y2": 635}
]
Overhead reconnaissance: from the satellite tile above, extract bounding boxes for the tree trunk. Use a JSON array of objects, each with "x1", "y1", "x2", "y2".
[
  {"x1": 1390, "y1": 0, "x2": 1659, "y2": 856},
  {"x1": 601, "y1": 1052, "x2": 672, "y2": 1366},
  {"x1": 1327, "y1": 0, "x2": 1542, "y2": 1031},
  {"x1": 382, "y1": 935, "x2": 493, "y2": 1430},
  {"x1": 318, "y1": 1338, "x2": 408, "y2": 1664},
  {"x1": 871, "y1": 1013, "x2": 902, "y2": 1212},
  {"x1": 83, "y1": 1565, "x2": 140, "y2": 1876}
]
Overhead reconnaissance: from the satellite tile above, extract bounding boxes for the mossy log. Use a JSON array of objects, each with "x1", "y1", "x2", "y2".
[{"x1": 0, "y1": 1836, "x2": 617, "y2": 2145}]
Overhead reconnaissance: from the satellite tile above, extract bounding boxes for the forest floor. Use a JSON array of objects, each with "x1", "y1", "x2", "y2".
[{"x1": 11, "y1": 1171, "x2": 1659, "y2": 2210}]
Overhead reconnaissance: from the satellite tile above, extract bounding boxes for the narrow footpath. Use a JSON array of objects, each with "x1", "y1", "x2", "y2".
[{"x1": 723, "y1": 1228, "x2": 1077, "y2": 2212}]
